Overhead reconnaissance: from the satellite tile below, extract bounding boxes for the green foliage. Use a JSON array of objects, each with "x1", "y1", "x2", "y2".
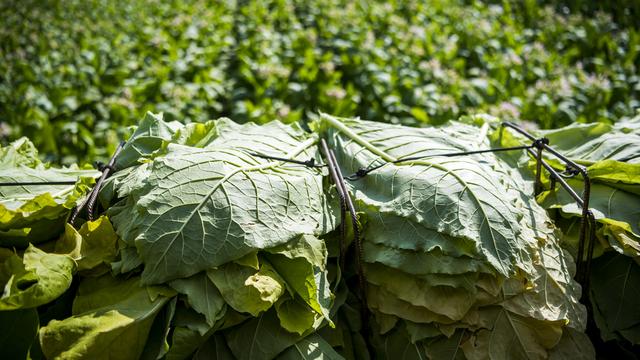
[
  {"x1": 1, "y1": 0, "x2": 638, "y2": 164},
  {"x1": 3, "y1": 113, "x2": 640, "y2": 358}
]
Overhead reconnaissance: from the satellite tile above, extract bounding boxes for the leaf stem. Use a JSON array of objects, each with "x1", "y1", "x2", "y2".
[{"x1": 320, "y1": 113, "x2": 397, "y2": 162}]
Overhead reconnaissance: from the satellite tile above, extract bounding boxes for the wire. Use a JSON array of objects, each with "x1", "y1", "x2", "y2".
[
  {"x1": 0, "y1": 180, "x2": 78, "y2": 186},
  {"x1": 345, "y1": 144, "x2": 534, "y2": 180},
  {"x1": 249, "y1": 152, "x2": 326, "y2": 168}
]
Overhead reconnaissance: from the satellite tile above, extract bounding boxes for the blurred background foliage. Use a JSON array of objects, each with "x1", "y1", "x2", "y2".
[{"x1": 0, "y1": 0, "x2": 638, "y2": 164}]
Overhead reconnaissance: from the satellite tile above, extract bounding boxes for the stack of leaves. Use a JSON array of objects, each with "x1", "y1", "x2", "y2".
[
  {"x1": 491, "y1": 114, "x2": 640, "y2": 352},
  {"x1": 0, "y1": 137, "x2": 99, "y2": 246},
  {"x1": 315, "y1": 114, "x2": 593, "y2": 359},
  {"x1": 3, "y1": 112, "x2": 618, "y2": 359},
  {"x1": 0, "y1": 138, "x2": 99, "y2": 358},
  {"x1": 34, "y1": 113, "x2": 344, "y2": 360}
]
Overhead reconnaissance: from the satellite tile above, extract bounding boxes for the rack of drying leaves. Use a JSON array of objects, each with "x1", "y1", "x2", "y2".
[
  {"x1": 1, "y1": 121, "x2": 597, "y2": 336},
  {"x1": 328, "y1": 122, "x2": 596, "y2": 292}
]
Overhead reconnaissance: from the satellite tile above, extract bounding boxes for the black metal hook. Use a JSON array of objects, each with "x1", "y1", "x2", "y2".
[
  {"x1": 69, "y1": 141, "x2": 126, "y2": 226},
  {"x1": 501, "y1": 121, "x2": 594, "y2": 289}
]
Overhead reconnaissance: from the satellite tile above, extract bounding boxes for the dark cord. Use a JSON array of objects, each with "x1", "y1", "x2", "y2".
[{"x1": 249, "y1": 152, "x2": 326, "y2": 168}]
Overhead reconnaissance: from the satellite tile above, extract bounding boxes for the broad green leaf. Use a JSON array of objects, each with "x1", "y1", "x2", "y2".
[
  {"x1": 403, "y1": 321, "x2": 443, "y2": 343},
  {"x1": 363, "y1": 241, "x2": 494, "y2": 276},
  {"x1": 536, "y1": 120, "x2": 640, "y2": 164},
  {"x1": 141, "y1": 297, "x2": 177, "y2": 360},
  {"x1": 224, "y1": 309, "x2": 303, "y2": 360},
  {"x1": 499, "y1": 117, "x2": 640, "y2": 264},
  {"x1": 234, "y1": 251, "x2": 260, "y2": 270},
  {"x1": 371, "y1": 325, "x2": 428, "y2": 360},
  {"x1": 208, "y1": 261, "x2": 285, "y2": 316},
  {"x1": 276, "y1": 334, "x2": 345, "y2": 360},
  {"x1": 116, "y1": 112, "x2": 218, "y2": 169},
  {"x1": 0, "y1": 166, "x2": 98, "y2": 247},
  {"x1": 108, "y1": 120, "x2": 335, "y2": 284},
  {"x1": 0, "y1": 308, "x2": 39, "y2": 360},
  {"x1": 39, "y1": 276, "x2": 174, "y2": 360},
  {"x1": 373, "y1": 311, "x2": 399, "y2": 335},
  {"x1": 424, "y1": 330, "x2": 467, "y2": 360},
  {"x1": 367, "y1": 285, "x2": 456, "y2": 324},
  {"x1": 366, "y1": 263, "x2": 478, "y2": 321},
  {"x1": 589, "y1": 252, "x2": 640, "y2": 344},
  {"x1": 116, "y1": 112, "x2": 184, "y2": 169},
  {"x1": 586, "y1": 160, "x2": 640, "y2": 188},
  {"x1": 362, "y1": 210, "x2": 478, "y2": 258},
  {"x1": 192, "y1": 333, "x2": 235, "y2": 360},
  {"x1": 275, "y1": 298, "x2": 317, "y2": 335},
  {"x1": 0, "y1": 137, "x2": 40, "y2": 168},
  {"x1": 501, "y1": 240, "x2": 586, "y2": 331},
  {"x1": 169, "y1": 272, "x2": 226, "y2": 326},
  {"x1": 538, "y1": 180, "x2": 640, "y2": 258},
  {"x1": 266, "y1": 235, "x2": 333, "y2": 321},
  {"x1": 166, "y1": 327, "x2": 205, "y2": 360},
  {"x1": 55, "y1": 216, "x2": 118, "y2": 274},
  {"x1": 461, "y1": 308, "x2": 563, "y2": 360},
  {"x1": 0, "y1": 245, "x2": 75, "y2": 310},
  {"x1": 172, "y1": 305, "x2": 215, "y2": 337},
  {"x1": 548, "y1": 328, "x2": 595, "y2": 360},
  {"x1": 111, "y1": 246, "x2": 143, "y2": 275}
]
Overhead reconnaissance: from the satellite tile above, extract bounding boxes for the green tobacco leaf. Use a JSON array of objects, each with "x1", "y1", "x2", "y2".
[
  {"x1": 55, "y1": 216, "x2": 118, "y2": 274},
  {"x1": 404, "y1": 321, "x2": 442, "y2": 343},
  {"x1": 590, "y1": 252, "x2": 640, "y2": 344},
  {"x1": 368, "y1": 284, "x2": 457, "y2": 325},
  {"x1": 265, "y1": 235, "x2": 333, "y2": 322},
  {"x1": 501, "y1": 240, "x2": 586, "y2": 331},
  {"x1": 502, "y1": 117, "x2": 640, "y2": 260},
  {"x1": 586, "y1": 160, "x2": 640, "y2": 188},
  {"x1": 111, "y1": 246, "x2": 143, "y2": 275},
  {"x1": 0, "y1": 245, "x2": 75, "y2": 310},
  {"x1": 116, "y1": 112, "x2": 217, "y2": 169},
  {"x1": 362, "y1": 211, "x2": 478, "y2": 258},
  {"x1": 318, "y1": 114, "x2": 534, "y2": 277},
  {"x1": 208, "y1": 261, "x2": 285, "y2": 316},
  {"x1": 39, "y1": 276, "x2": 175, "y2": 360},
  {"x1": 0, "y1": 166, "x2": 98, "y2": 247},
  {"x1": 371, "y1": 325, "x2": 428, "y2": 360},
  {"x1": 276, "y1": 334, "x2": 345, "y2": 360},
  {"x1": 172, "y1": 305, "x2": 214, "y2": 336},
  {"x1": 166, "y1": 327, "x2": 205, "y2": 360},
  {"x1": 362, "y1": 241, "x2": 494, "y2": 276},
  {"x1": 224, "y1": 309, "x2": 303, "y2": 360},
  {"x1": 319, "y1": 115, "x2": 587, "y2": 358},
  {"x1": 108, "y1": 120, "x2": 335, "y2": 284},
  {"x1": 169, "y1": 272, "x2": 226, "y2": 326},
  {"x1": 538, "y1": 180, "x2": 640, "y2": 257},
  {"x1": 0, "y1": 137, "x2": 40, "y2": 168},
  {"x1": 365, "y1": 263, "x2": 476, "y2": 322},
  {"x1": 192, "y1": 334, "x2": 235, "y2": 360},
  {"x1": 141, "y1": 297, "x2": 177, "y2": 360},
  {"x1": 536, "y1": 120, "x2": 640, "y2": 164},
  {"x1": 424, "y1": 330, "x2": 467, "y2": 360},
  {"x1": 549, "y1": 328, "x2": 595, "y2": 360},
  {"x1": 0, "y1": 308, "x2": 39, "y2": 360},
  {"x1": 275, "y1": 298, "x2": 317, "y2": 335},
  {"x1": 461, "y1": 308, "x2": 563, "y2": 360}
]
